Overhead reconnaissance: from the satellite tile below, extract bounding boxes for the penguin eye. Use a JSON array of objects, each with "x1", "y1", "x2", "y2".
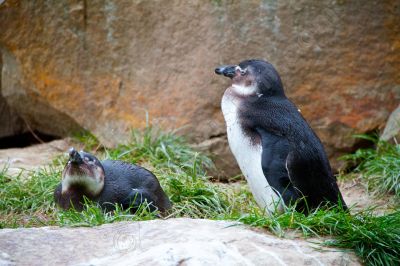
[
  {"x1": 84, "y1": 157, "x2": 96, "y2": 165},
  {"x1": 235, "y1": 66, "x2": 247, "y2": 76}
]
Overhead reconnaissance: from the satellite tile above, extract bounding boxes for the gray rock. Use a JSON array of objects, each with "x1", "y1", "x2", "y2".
[
  {"x1": 0, "y1": 218, "x2": 360, "y2": 266},
  {"x1": 381, "y1": 104, "x2": 400, "y2": 142},
  {"x1": 0, "y1": 139, "x2": 72, "y2": 176}
]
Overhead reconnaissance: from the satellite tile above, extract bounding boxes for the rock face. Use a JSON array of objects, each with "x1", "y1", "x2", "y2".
[
  {"x1": 0, "y1": 92, "x2": 26, "y2": 139},
  {"x1": 0, "y1": 1, "x2": 399, "y2": 175},
  {"x1": 0, "y1": 55, "x2": 26, "y2": 139},
  {"x1": 0, "y1": 218, "x2": 360, "y2": 266}
]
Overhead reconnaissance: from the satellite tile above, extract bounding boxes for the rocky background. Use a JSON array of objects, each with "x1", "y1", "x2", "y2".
[{"x1": 0, "y1": 0, "x2": 399, "y2": 177}]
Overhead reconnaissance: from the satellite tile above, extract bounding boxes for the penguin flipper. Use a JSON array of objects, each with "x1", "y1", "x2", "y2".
[
  {"x1": 285, "y1": 151, "x2": 347, "y2": 211},
  {"x1": 121, "y1": 189, "x2": 158, "y2": 213},
  {"x1": 256, "y1": 128, "x2": 300, "y2": 207}
]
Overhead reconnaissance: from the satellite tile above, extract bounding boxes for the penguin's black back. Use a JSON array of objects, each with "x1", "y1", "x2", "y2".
[
  {"x1": 241, "y1": 95, "x2": 346, "y2": 211},
  {"x1": 96, "y1": 160, "x2": 172, "y2": 212}
]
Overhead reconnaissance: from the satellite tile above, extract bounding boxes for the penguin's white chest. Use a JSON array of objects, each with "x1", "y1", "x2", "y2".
[{"x1": 221, "y1": 89, "x2": 282, "y2": 213}]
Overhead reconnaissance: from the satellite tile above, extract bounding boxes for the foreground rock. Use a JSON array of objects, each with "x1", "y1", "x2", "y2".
[
  {"x1": 0, "y1": 218, "x2": 359, "y2": 266},
  {"x1": 1, "y1": 1, "x2": 399, "y2": 176}
]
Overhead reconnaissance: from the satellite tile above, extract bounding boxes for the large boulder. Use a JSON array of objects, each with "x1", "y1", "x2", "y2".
[
  {"x1": 0, "y1": 56, "x2": 27, "y2": 139},
  {"x1": 0, "y1": 92, "x2": 26, "y2": 140},
  {"x1": 0, "y1": 46, "x2": 83, "y2": 138},
  {"x1": 0, "y1": 1, "x2": 399, "y2": 175},
  {"x1": 0, "y1": 218, "x2": 360, "y2": 265}
]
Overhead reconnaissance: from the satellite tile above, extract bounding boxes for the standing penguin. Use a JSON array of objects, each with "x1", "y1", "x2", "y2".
[
  {"x1": 54, "y1": 148, "x2": 172, "y2": 214},
  {"x1": 215, "y1": 59, "x2": 346, "y2": 213}
]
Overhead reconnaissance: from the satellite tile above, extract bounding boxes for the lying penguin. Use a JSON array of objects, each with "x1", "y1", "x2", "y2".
[
  {"x1": 54, "y1": 148, "x2": 172, "y2": 213},
  {"x1": 215, "y1": 59, "x2": 347, "y2": 213}
]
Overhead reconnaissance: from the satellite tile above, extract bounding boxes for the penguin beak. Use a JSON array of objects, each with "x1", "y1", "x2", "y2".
[
  {"x1": 215, "y1": 65, "x2": 237, "y2": 78},
  {"x1": 68, "y1": 147, "x2": 83, "y2": 164}
]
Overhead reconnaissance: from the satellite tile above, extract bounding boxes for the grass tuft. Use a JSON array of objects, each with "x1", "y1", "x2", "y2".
[
  {"x1": 0, "y1": 165, "x2": 60, "y2": 228},
  {"x1": 341, "y1": 134, "x2": 400, "y2": 199},
  {"x1": 73, "y1": 131, "x2": 101, "y2": 151},
  {"x1": 105, "y1": 128, "x2": 213, "y2": 172},
  {"x1": 57, "y1": 198, "x2": 158, "y2": 227}
]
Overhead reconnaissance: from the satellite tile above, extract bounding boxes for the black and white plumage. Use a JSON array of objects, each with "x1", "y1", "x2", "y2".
[
  {"x1": 215, "y1": 59, "x2": 347, "y2": 213},
  {"x1": 54, "y1": 148, "x2": 172, "y2": 214}
]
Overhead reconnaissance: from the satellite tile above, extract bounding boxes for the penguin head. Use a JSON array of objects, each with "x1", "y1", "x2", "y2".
[
  {"x1": 215, "y1": 59, "x2": 285, "y2": 98},
  {"x1": 61, "y1": 148, "x2": 105, "y2": 196}
]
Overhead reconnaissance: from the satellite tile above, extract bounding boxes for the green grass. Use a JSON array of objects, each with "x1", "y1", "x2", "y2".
[
  {"x1": 341, "y1": 134, "x2": 400, "y2": 199},
  {"x1": 236, "y1": 206, "x2": 400, "y2": 266},
  {"x1": 0, "y1": 165, "x2": 60, "y2": 227},
  {"x1": 0, "y1": 128, "x2": 399, "y2": 265},
  {"x1": 57, "y1": 198, "x2": 157, "y2": 227}
]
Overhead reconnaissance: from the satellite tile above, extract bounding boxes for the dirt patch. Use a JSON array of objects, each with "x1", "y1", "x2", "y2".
[{"x1": 339, "y1": 177, "x2": 393, "y2": 214}]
